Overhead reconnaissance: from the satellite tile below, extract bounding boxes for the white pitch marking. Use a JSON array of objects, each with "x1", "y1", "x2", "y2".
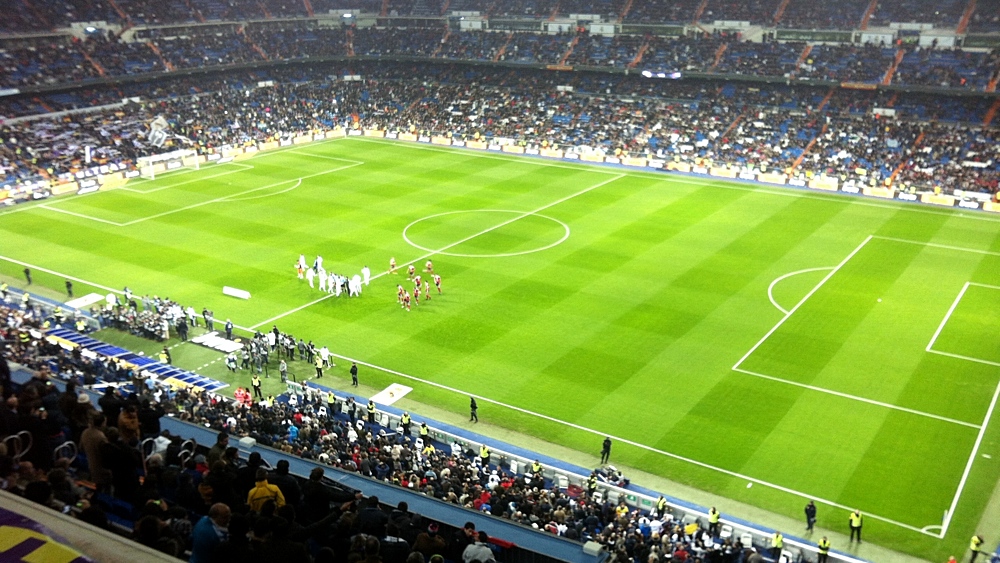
[
  {"x1": 0, "y1": 254, "x2": 123, "y2": 294},
  {"x1": 926, "y1": 282, "x2": 971, "y2": 352},
  {"x1": 249, "y1": 174, "x2": 625, "y2": 329},
  {"x1": 221, "y1": 179, "x2": 303, "y2": 202},
  {"x1": 766, "y1": 267, "x2": 834, "y2": 314},
  {"x1": 38, "y1": 204, "x2": 126, "y2": 226},
  {"x1": 119, "y1": 163, "x2": 255, "y2": 194},
  {"x1": 873, "y1": 236, "x2": 1000, "y2": 257},
  {"x1": 321, "y1": 348, "x2": 939, "y2": 537},
  {"x1": 733, "y1": 235, "x2": 873, "y2": 370},
  {"x1": 402, "y1": 209, "x2": 571, "y2": 258},
  {"x1": 927, "y1": 349, "x2": 1000, "y2": 368},
  {"x1": 940, "y1": 365, "x2": 1000, "y2": 537},
  {"x1": 733, "y1": 367, "x2": 980, "y2": 429},
  {"x1": 120, "y1": 163, "x2": 362, "y2": 226},
  {"x1": 289, "y1": 152, "x2": 365, "y2": 165}
]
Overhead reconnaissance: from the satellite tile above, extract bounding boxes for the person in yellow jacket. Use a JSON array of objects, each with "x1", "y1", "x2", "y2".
[
  {"x1": 970, "y1": 534, "x2": 985, "y2": 563},
  {"x1": 708, "y1": 506, "x2": 721, "y2": 537},
  {"x1": 817, "y1": 536, "x2": 831, "y2": 563},
  {"x1": 247, "y1": 467, "x2": 285, "y2": 512},
  {"x1": 849, "y1": 509, "x2": 863, "y2": 543},
  {"x1": 770, "y1": 531, "x2": 784, "y2": 560}
]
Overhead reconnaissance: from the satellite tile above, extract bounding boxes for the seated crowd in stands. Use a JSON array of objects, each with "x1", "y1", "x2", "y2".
[
  {"x1": 0, "y1": 0, "x2": 995, "y2": 31},
  {"x1": 2, "y1": 24, "x2": 999, "y2": 93},
  {"x1": 1, "y1": 60, "x2": 998, "y2": 198}
]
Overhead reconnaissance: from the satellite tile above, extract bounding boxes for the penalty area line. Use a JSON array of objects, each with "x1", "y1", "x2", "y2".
[
  {"x1": 324, "y1": 349, "x2": 938, "y2": 537},
  {"x1": 733, "y1": 235, "x2": 872, "y2": 370}
]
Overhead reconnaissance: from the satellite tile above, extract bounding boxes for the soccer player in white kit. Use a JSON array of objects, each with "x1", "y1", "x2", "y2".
[
  {"x1": 333, "y1": 273, "x2": 341, "y2": 296},
  {"x1": 305, "y1": 267, "x2": 315, "y2": 288},
  {"x1": 318, "y1": 267, "x2": 328, "y2": 292},
  {"x1": 361, "y1": 266, "x2": 371, "y2": 286}
]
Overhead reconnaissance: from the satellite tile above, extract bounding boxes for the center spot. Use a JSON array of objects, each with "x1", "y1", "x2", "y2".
[{"x1": 402, "y1": 209, "x2": 570, "y2": 258}]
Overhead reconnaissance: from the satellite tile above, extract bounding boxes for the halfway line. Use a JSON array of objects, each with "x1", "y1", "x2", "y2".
[{"x1": 249, "y1": 174, "x2": 625, "y2": 329}]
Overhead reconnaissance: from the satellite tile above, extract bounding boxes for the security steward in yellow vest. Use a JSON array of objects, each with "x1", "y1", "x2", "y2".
[
  {"x1": 251, "y1": 375, "x2": 262, "y2": 400},
  {"x1": 75, "y1": 318, "x2": 87, "y2": 332},
  {"x1": 531, "y1": 461, "x2": 542, "y2": 475},
  {"x1": 849, "y1": 510, "x2": 863, "y2": 543},
  {"x1": 708, "y1": 506, "x2": 721, "y2": 537},
  {"x1": 655, "y1": 496, "x2": 667, "y2": 518},
  {"x1": 817, "y1": 537, "x2": 831, "y2": 563},
  {"x1": 327, "y1": 391, "x2": 336, "y2": 413},
  {"x1": 419, "y1": 422, "x2": 429, "y2": 440},
  {"x1": 770, "y1": 531, "x2": 784, "y2": 560},
  {"x1": 400, "y1": 412, "x2": 411, "y2": 436},
  {"x1": 971, "y1": 534, "x2": 985, "y2": 563},
  {"x1": 367, "y1": 400, "x2": 376, "y2": 424},
  {"x1": 587, "y1": 472, "x2": 598, "y2": 496},
  {"x1": 479, "y1": 444, "x2": 490, "y2": 466}
]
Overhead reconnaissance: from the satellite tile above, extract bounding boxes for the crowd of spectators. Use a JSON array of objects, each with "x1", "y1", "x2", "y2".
[
  {"x1": 868, "y1": 0, "x2": 967, "y2": 28},
  {"x1": 777, "y1": 0, "x2": 869, "y2": 30},
  {"x1": 3, "y1": 25, "x2": 1000, "y2": 95},
  {"x1": 1, "y1": 0, "x2": 997, "y2": 31},
  {"x1": 2, "y1": 59, "x2": 999, "y2": 197}
]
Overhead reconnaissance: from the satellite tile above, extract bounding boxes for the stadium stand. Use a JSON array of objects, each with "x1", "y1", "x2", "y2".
[{"x1": 1, "y1": 60, "x2": 998, "y2": 199}]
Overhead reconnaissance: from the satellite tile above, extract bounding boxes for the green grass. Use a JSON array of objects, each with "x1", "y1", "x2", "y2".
[{"x1": 4, "y1": 137, "x2": 1000, "y2": 560}]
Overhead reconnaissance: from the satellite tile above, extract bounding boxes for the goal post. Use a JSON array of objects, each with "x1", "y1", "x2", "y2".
[{"x1": 137, "y1": 149, "x2": 200, "y2": 180}]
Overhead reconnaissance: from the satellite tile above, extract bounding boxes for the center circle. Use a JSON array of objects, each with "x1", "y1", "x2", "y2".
[{"x1": 402, "y1": 209, "x2": 571, "y2": 258}]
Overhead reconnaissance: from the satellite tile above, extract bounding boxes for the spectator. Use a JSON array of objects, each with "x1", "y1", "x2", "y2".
[
  {"x1": 190, "y1": 502, "x2": 231, "y2": 563},
  {"x1": 247, "y1": 467, "x2": 285, "y2": 512}
]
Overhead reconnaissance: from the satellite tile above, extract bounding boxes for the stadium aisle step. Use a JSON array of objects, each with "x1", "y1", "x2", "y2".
[
  {"x1": 772, "y1": 0, "x2": 792, "y2": 25},
  {"x1": 957, "y1": 0, "x2": 977, "y2": 34},
  {"x1": 860, "y1": 0, "x2": 878, "y2": 29}
]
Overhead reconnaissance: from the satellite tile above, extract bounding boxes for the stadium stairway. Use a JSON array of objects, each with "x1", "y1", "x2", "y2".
[
  {"x1": 859, "y1": 0, "x2": 877, "y2": 29},
  {"x1": 883, "y1": 48, "x2": 905, "y2": 86},
  {"x1": 957, "y1": 0, "x2": 976, "y2": 34},
  {"x1": 985, "y1": 98, "x2": 1000, "y2": 127}
]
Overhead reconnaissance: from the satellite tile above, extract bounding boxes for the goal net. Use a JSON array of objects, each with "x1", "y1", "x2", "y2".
[{"x1": 137, "y1": 149, "x2": 200, "y2": 180}]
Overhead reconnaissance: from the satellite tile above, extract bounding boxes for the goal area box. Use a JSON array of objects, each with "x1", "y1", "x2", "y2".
[{"x1": 137, "y1": 149, "x2": 200, "y2": 180}]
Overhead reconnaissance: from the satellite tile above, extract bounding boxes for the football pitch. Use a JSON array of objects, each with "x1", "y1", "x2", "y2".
[{"x1": 3, "y1": 137, "x2": 1000, "y2": 559}]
